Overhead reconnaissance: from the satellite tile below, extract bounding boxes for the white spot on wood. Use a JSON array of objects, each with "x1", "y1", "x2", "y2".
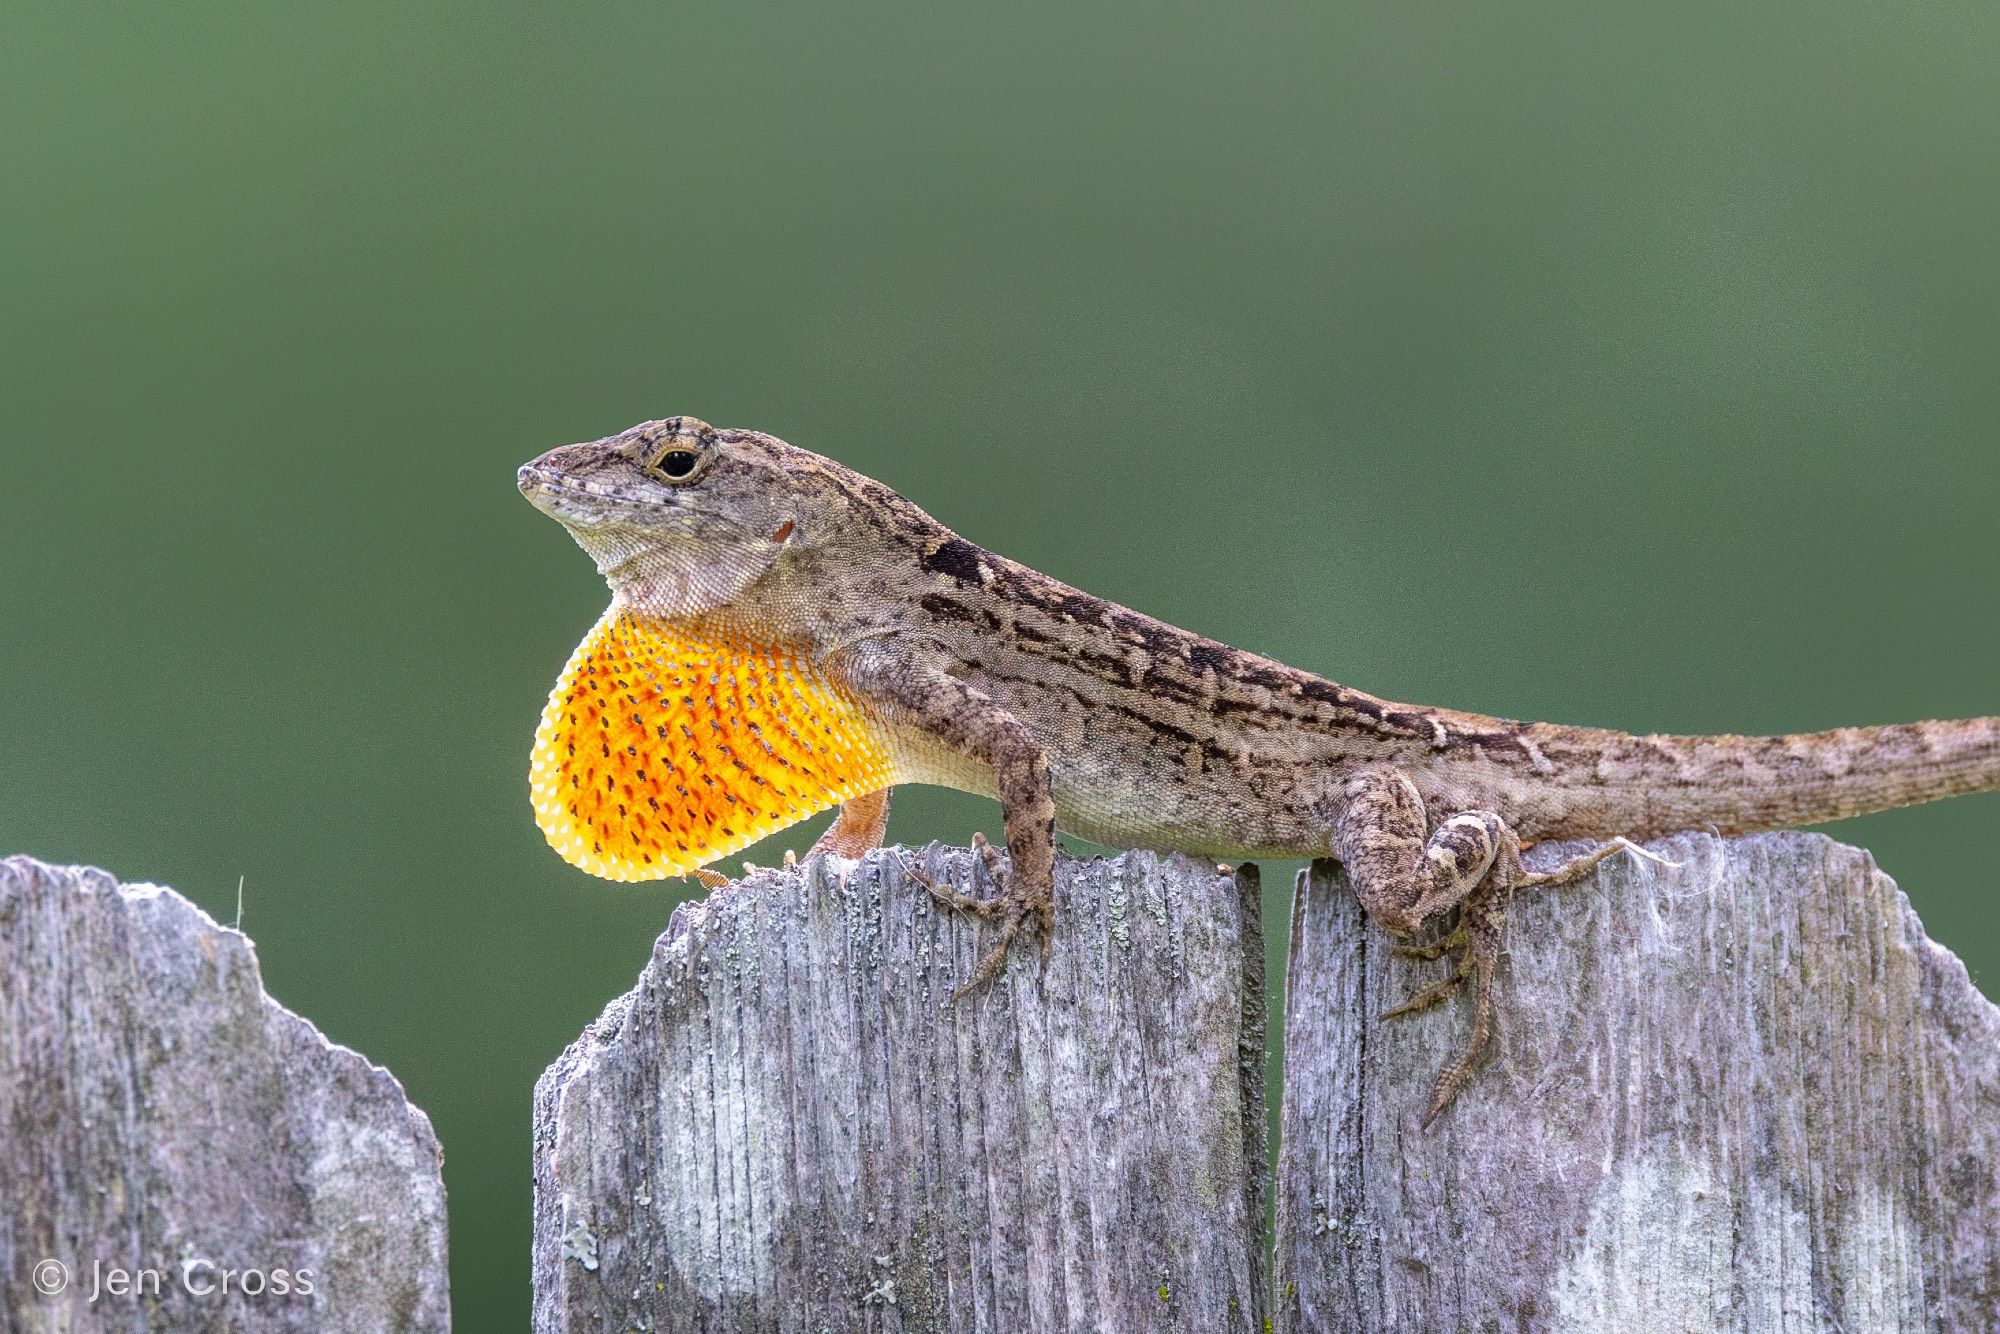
[
  {"x1": 1547, "y1": 1149, "x2": 1735, "y2": 1331},
  {"x1": 1276, "y1": 832, "x2": 2000, "y2": 1332}
]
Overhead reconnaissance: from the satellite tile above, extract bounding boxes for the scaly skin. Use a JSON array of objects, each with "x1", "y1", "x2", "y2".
[{"x1": 521, "y1": 416, "x2": 2000, "y2": 1120}]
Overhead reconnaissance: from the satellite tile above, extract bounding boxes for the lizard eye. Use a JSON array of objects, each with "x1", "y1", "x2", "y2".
[{"x1": 647, "y1": 418, "x2": 718, "y2": 483}]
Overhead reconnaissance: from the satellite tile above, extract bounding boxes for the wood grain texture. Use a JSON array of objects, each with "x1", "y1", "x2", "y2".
[
  {"x1": 0, "y1": 856, "x2": 449, "y2": 1333},
  {"x1": 533, "y1": 846, "x2": 1268, "y2": 1333},
  {"x1": 1275, "y1": 831, "x2": 2000, "y2": 1333}
]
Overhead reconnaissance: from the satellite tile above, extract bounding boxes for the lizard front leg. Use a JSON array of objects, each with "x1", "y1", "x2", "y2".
[
  {"x1": 835, "y1": 641, "x2": 1057, "y2": 998},
  {"x1": 808, "y1": 788, "x2": 893, "y2": 859},
  {"x1": 1334, "y1": 765, "x2": 1639, "y2": 1123},
  {"x1": 685, "y1": 791, "x2": 890, "y2": 889}
]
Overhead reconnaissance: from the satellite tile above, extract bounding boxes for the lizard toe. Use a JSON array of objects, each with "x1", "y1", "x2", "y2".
[{"x1": 911, "y1": 845, "x2": 1052, "y2": 999}]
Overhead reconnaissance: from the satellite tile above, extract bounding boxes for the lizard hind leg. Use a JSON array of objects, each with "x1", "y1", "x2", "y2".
[
  {"x1": 1332, "y1": 767, "x2": 1510, "y2": 938},
  {"x1": 1332, "y1": 766, "x2": 1639, "y2": 1125}
]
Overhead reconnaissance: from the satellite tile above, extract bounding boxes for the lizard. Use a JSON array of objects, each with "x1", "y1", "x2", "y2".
[{"x1": 518, "y1": 415, "x2": 2000, "y2": 1121}]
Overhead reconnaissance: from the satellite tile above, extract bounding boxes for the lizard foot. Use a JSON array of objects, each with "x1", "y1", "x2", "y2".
[
  {"x1": 1400, "y1": 839, "x2": 1660, "y2": 1124},
  {"x1": 1392, "y1": 892, "x2": 1509, "y2": 1125},
  {"x1": 901, "y1": 833, "x2": 1053, "y2": 1000},
  {"x1": 1383, "y1": 919, "x2": 1472, "y2": 1021},
  {"x1": 1390, "y1": 919, "x2": 1468, "y2": 964},
  {"x1": 1338, "y1": 767, "x2": 1671, "y2": 1124}
]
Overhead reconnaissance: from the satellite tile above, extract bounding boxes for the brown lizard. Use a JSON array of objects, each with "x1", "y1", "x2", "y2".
[{"x1": 519, "y1": 416, "x2": 2000, "y2": 1121}]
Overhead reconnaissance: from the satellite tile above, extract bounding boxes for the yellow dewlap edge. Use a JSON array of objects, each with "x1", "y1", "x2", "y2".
[{"x1": 530, "y1": 608, "x2": 897, "y2": 881}]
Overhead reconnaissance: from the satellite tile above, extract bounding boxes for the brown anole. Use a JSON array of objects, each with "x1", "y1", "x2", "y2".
[{"x1": 519, "y1": 416, "x2": 1999, "y2": 1120}]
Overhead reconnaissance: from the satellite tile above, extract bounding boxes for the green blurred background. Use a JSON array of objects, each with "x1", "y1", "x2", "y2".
[{"x1": 4, "y1": 1, "x2": 1996, "y2": 1325}]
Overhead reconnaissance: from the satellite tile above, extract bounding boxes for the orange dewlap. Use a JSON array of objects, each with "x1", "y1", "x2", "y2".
[{"x1": 530, "y1": 608, "x2": 898, "y2": 881}]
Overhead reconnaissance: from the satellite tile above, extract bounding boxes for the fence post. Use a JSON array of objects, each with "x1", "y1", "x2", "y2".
[
  {"x1": 533, "y1": 846, "x2": 1268, "y2": 1333},
  {"x1": 0, "y1": 856, "x2": 450, "y2": 1331},
  {"x1": 1274, "y1": 831, "x2": 2000, "y2": 1332}
]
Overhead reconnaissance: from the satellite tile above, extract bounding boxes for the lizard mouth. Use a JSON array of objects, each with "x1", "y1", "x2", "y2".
[
  {"x1": 518, "y1": 465, "x2": 617, "y2": 505},
  {"x1": 517, "y1": 464, "x2": 757, "y2": 559},
  {"x1": 518, "y1": 467, "x2": 674, "y2": 528}
]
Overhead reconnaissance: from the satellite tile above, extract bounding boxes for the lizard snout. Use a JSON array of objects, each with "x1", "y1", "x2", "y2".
[{"x1": 518, "y1": 441, "x2": 610, "y2": 501}]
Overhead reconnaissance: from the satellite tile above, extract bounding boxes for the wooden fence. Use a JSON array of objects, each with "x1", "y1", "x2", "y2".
[
  {"x1": 533, "y1": 833, "x2": 2000, "y2": 1332},
  {"x1": 7, "y1": 833, "x2": 1996, "y2": 1332},
  {"x1": 0, "y1": 856, "x2": 449, "y2": 1333}
]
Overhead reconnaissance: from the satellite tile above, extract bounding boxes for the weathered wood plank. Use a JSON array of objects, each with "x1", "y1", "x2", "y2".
[
  {"x1": 533, "y1": 846, "x2": 1268, "y2": 1333},
  {"x1": 1275, "y1": 831, "x2": 2000, "y2": 1332},
  {"x1": 0, "y1": 856, "x2": 450, "y2": 1332}
]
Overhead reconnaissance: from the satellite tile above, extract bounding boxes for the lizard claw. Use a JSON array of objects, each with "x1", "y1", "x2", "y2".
[
  {"x1": 1381, "y1": 969, "x2": 1468, "y2": 1020},
  {"x1": 1380, "y1": 897, "x2": 1509, "y2": 1126},
  {"x1": 1611, "y1": 836, "x2": 1682, "y2": 870},
  {"x1": 1383, "y1": 920, "x2": 1473, "y2": 1018},
  {"x1": 1390, "y1": 920, "x2": 1468, "y2": 963},
  {"x1": 1396, "y1": 835, "x2": 1664, "y2": 1124},
  {"x1": 901, "y1": 835, "x2": 1052, "y2": 999}
]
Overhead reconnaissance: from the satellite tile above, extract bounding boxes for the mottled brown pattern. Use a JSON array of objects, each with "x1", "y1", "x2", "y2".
[{"x1": 521, "y1": 417, "x2": 2000, "y2": 1116}]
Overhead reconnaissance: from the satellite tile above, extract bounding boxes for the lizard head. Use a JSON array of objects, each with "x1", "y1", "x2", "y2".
[
  {"x1": 519, "y1": 416, "x2": 882, "y2": 621},
  {"x1": 519, "y1": 417, "x2": 908, "y2": 881}
]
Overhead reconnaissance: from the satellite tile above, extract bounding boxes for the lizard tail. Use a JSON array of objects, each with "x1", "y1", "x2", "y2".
[{"x1": 1503, "y1": 715, "x2": 2000, "y2": 842}]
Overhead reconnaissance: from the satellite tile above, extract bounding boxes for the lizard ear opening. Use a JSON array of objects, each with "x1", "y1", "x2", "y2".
[{"x1": 529, "y1": 609, "x2": 898, "y2": 881}]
